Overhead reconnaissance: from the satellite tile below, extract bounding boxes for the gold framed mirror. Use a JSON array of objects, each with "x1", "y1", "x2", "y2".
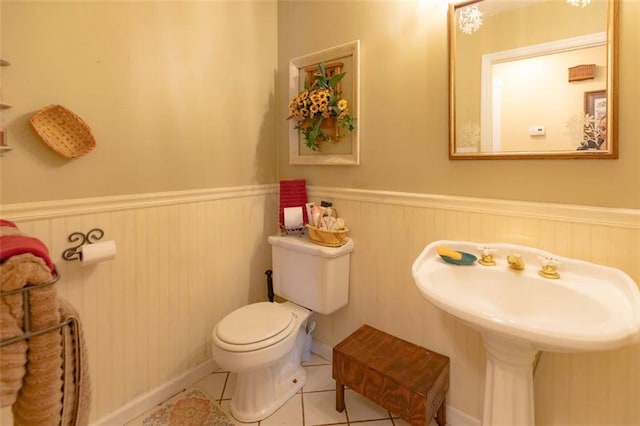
[{"x1": 449, "y1": 0, "x2": 618, "y2": 159}]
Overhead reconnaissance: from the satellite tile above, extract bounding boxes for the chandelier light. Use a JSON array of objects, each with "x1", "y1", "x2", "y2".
[{"x1": 458, "y1": 4, "x2": 484, "y2": 35}]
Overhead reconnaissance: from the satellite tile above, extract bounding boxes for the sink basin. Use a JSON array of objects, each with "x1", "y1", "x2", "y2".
[
  {"x1": 413, "y1": 241, "x2": 640, "y2": 352},
  {"x1": 412, "y1": 240, "x2": 640, "y2": 425}
]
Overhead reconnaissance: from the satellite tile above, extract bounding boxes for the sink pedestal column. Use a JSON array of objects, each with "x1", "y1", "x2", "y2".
[{"x1": 482, "y1": 332, "x2": 539, "y2": 426}]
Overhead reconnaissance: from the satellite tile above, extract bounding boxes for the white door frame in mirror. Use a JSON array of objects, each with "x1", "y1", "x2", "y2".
[{"x1": 288, "y1": 40, "x2": 360, "y2": 166}]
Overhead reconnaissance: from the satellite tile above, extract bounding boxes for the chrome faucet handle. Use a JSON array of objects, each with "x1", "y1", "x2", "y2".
[
  {"x1": 537, "y1": 256, "x2": 560, "y2": 279},
  {"x1": 477, "y1": 246, "x2": 497, "y2": 266}
]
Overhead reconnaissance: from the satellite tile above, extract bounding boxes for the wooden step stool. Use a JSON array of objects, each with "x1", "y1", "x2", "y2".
[{"x1": 332, "y1": 324, "x2": 449, "y2": 426}]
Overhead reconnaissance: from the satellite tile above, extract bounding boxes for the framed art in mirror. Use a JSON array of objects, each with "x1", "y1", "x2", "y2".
[
  {"x1": 448, "y1": 0, "x2": 618, "y2": 159},
  {"x1": 585, "y1": 90, "x2": 606, "y2": 119}
]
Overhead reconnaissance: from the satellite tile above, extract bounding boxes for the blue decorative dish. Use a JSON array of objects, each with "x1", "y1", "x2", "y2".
[{"x1": 440, "y1": 251, "x2": 477, "y2": 265}]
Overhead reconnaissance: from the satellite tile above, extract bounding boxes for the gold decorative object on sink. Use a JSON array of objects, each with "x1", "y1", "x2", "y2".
[{"x1": 507, "y1": 253, "x2": 525, "y2": 270}]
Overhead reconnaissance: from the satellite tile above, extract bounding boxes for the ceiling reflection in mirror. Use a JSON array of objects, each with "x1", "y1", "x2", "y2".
[{"x1": 449, "y1": 0, "x2": 618, "y2": 159}]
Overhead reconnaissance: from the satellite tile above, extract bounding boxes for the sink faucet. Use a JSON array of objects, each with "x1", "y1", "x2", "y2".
[
  {"x1": 477, "y1": 246, "x2": 497, "y2": 266},
  {"x1": 507, "y1": 253, "x2": 525, "y2": 270},
  {"x1": 538, "y1": 256, "x2": 560, "y2": 279}
]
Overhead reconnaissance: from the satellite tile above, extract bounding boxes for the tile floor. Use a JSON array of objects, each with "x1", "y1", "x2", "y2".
[{"x1": 134, "y1": 353, "x2": 439, "y2": 425}]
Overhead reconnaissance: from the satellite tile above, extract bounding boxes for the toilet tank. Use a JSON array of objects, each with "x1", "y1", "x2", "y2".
[{"x1": 268, "y1": 235, "x2": 354, "y2": 315}]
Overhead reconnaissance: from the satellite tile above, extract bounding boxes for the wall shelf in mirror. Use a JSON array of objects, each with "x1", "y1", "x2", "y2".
[{"x1": 448, "y1": 0, "x2": 618, "y2": 159}]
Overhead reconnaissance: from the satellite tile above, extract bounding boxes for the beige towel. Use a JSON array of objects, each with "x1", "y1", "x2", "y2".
[
  {"x1": 1, "y1": 247, "x2": 92, "y2": 425},
  {"x1": 0, "y1": 254, "x2": 64, "y2": 426},
  {"x1": 0, "y1": 253, "x2": 58, "y2": 410},
  {"x1": 0, "y1": 299, "x2": 27, "y2": 407},
  {"x1": 59, "y1": 297, "x2": 91, "y2": 426}
]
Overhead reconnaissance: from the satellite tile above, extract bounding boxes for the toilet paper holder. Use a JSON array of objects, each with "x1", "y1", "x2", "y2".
[{"x1": 62, "y1": 228, "x2": 105, "y2": 261}]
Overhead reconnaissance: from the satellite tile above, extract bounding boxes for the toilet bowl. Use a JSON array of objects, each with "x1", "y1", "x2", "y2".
[
  {"x1": 212, "y1": 301, "x2": 311, "y2": 423},
  {"x1": 212, "y1": 235, "x2": 353, "y2": 422}
]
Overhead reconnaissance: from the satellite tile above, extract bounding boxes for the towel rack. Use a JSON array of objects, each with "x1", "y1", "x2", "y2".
[{"x1": 0, "y1": 267, "x2": 71, "y2": 348}]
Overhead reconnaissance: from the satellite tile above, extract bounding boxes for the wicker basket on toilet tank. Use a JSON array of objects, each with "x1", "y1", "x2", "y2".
[
  {"x1": 305, "y1": 224, "x2": 349, "y2": 247},
  {"x1": 305, "y1": 207, "x2": 349, "y2": 247}
]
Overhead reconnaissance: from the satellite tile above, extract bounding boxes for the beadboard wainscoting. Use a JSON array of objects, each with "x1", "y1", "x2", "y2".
[
  {"x1": 305, "y1": 186, "x2": 640, "y2": 425},
  {"x1": 1, "y1": 185, "x2": 279, "y2": 423},
  {"x1": 2, "y1": 185, "x2": 639, "y2": 425}
]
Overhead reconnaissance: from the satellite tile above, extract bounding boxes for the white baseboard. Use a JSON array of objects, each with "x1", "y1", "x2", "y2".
[
  {"x1": 311, "y1": 339, "x2": 333, "y2": 362},
  {"x1": 446, "y1": 405, "x2": 482, "y2": 426},
  {"x1": 92, "y1": 358, "x2": 219, "y2": 426},
  {"x1": 311, "y1": 339, "x2": 481, "y2": 426}
]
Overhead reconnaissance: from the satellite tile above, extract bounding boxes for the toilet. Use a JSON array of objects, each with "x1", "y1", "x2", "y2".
[{"x1": 211, "y1": 234, "x2": 354, "y2": 423}]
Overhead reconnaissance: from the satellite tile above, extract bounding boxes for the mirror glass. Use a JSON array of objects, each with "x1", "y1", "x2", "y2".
[{"x1": 449, "y1": 0, "x2": 618, "y2": 159}]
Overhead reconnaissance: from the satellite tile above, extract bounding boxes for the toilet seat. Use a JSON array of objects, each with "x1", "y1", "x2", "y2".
[{"x1": 214, "y1": 302, "x2": 297, "y2": 352}]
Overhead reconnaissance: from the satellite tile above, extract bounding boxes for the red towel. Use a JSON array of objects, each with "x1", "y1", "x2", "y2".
[
  {"x1": 279, "y1": 180, "x2": 308, "y2": 229},
  {"x1": 0, "y1": 220, "x2": 55, "y2": 273}
]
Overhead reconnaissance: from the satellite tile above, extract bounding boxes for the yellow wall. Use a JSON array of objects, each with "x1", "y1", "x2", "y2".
[
  {"x1": 277, "y1": 0, "x2": 640, "y2": 209},
  {"x1": 1, "y1": 0, "x2": 278, "y2": 203},
  {"x1": 3, "y1": 0, "x2": 639, "y2": 208}
]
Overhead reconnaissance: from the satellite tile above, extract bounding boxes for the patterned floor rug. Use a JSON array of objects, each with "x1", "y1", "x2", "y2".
[{"x1": 127, "y1": 387, "x2": 237, "y2": 426}]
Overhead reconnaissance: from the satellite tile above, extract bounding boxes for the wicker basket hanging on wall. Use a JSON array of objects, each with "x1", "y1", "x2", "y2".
[{"x1": 30, "y1": 104, "x2": 96, "y2": 159}]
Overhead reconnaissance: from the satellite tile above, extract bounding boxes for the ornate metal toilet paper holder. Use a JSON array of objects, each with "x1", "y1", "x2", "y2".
[{"x1": 62, "y1": 228, "x2": 104, "y2": 261}]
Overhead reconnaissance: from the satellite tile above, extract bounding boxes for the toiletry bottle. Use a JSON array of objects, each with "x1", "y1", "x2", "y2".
[
  {"x1": 310, "y1": 206, "x2": 322, "y2": 227},
  {"x1": 321, "y1": 201, "x2": 333, "y2": 218}
]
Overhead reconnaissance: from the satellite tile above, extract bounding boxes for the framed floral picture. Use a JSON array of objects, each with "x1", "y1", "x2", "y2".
[{"x1": 288, "y1": 41, "x2": 360, "y2": 165}]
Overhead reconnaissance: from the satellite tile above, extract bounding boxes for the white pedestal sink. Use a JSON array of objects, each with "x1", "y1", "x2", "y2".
[{"x1": 412, "y1": 240, "x2": 640, "y2": 426}]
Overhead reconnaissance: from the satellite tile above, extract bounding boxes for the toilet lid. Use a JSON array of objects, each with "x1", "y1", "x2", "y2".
[{"x1": 216, "y1": 302, "x2": 295, "y2": 346}]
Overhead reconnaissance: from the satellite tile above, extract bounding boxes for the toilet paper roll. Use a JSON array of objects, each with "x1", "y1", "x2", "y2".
[
  {"x1": 80, "y1": 240, "x2": 117, "y2": 266},
  {"x1": 283, "y1": 206, "x2": 304, "y2": 230}
]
